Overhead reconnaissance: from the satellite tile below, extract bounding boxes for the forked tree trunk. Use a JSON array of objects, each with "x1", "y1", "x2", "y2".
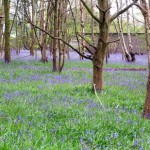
[{"x1": 92, "y1": 1, "x2": 109, "y2": 91}]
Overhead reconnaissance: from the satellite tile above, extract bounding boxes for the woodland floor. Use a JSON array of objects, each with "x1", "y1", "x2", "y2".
[
  {"x1": 0, "y1": 51, "x2": 149, "y2": 149},
  {"x1": 8, "y1": 49, "x2": 148, "y2": 67}
]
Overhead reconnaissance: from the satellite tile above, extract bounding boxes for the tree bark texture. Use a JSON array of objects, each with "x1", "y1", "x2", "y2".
[
  {"x1": 4, "y1": 0, "x2": 11, "y2": 63},
  {"x1": 139, "y1": 0, "x2": 150, "y2": 118},
  {"x1": 40, "y1": 0, "x2": 47, "y2": 62},
  {"x1": 92, "y1": 0, "x2": 110, "y2": 91},
  {"x1": 53, "y1": 0, "x2": 58, "y2": 71}
]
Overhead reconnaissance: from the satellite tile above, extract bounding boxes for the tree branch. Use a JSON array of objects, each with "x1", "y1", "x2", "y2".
[
  {"x1": 96, "y1": 5, "x2": 111, "y2": 14},
  {"x1": 77, "y1": 33, "x2": 97, "y2": 52},
  {"x1": 134, "y1": 3, "x2": 147, "y2": 14},
  {"x1": 110, "y1": 0, "x2": 138, "y2": 22},
  {"x1": 24, "y1": 14, "x2": 93, "y2": 61},
  {"x1": 80, "y1": 0, "x2": 100, "y2": 23}
]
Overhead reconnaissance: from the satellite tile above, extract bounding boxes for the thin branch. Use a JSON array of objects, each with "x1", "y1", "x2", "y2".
[
  {"x1": 67, "y1": 0, "x2": 81, "y2": 53},
  {"x1": 84, "y1": 45, "x2": 94, "y2": 55},
  {"x1": 25, "y1": 14, "x2": 93, "y2": 61},
  {"x1": 96, "y1": 5, "x2": 111, "y2": 14},
  {"x1": 80, "y1": 0, "x2": 100, "y2": 23},
  {"x1": 10, "y1": 0, "x2": 20, "y2": 34},
  {"x1": 110, "y1": 0, "x2": 138, "y2": 22},
  {"x1": 78, "y1": 33, "x2": 97, "y2": 52},
  {"x1": 134, "y1": 3, "x2": 147, "y2": 14},
  {"x1": 129, "y1": 13, "x2": 144, "y2": 24},
  {"x1": 96, "y1": 5, "x2": 105, "y2": 13}
]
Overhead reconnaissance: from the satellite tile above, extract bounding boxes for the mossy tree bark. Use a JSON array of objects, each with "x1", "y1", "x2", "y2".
[{"x1": 4, "y1": 0, "x2": 10, "y2": 63}]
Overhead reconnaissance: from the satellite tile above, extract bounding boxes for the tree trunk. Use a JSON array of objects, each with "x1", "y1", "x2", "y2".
[
  {"x1": 40, "y1": 0, "x2": 47, "y2": 63},
  {"x1": 92, "y1": 0, "x2": 109, "y2": 91},
  {"x1": 80, "y1": 1, "x2": 85, "y2": 60},
  {"x1": 53, "y1": 0, "x2": 58, "y2": 71},
  {"x1": 30, "y1": 0, "x2": 36, "y2": 56},
  {"x1": 4, "y1": 0, "x2": 11, "y2": 63},
  {"x1": 90, "y1": 0, "x2": 95, "y2": 45},
  {"x1": 0, "y1": 17, "x2": 3, "y2": 58},
  {"x1": 143, "y1": 71, "x2": 150, "y2": 118},
  {"x1": 0, "y1": 0, "x2": 3, "y2": 58},
  {"x1": 58, "y1": 0, "x2": 67, "y2": 72},
  {"x1": 126, "y1": 0, "x2": 133, "y2": 52},
  {"x1": 116, "y1": 0, "x2": 130, "y2": 61},
  {"x1": 93, "y1": 51, "x2": 104, "y2": 91},
  {"x1": 139, "y1": 0, "x2": 150, "y2": 118}
]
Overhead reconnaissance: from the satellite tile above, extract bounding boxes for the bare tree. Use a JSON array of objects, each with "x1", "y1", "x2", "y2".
[{"x1": 80, "y1": 0, "x2": 138, "y2": 91}]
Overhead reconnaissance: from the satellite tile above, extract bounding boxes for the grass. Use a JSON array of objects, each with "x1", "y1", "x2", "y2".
[{"x1": 0, "y1": 60, "x2": 149, "y2": 150}]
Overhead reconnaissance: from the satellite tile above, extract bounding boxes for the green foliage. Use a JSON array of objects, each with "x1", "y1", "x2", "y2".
[{"x1": 0, "y1": 60, "x2": 148, "y2": 149}]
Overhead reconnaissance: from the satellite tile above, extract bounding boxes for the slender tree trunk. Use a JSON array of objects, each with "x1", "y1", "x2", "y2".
[
  {"x1": 16, "y1": 17, "x2": 19, "y2": 55},
  {"x1": 116, "y1": 0, "x2": 130, "y2": 60},
  {"x1": 40, "y1": 0, "x2": 47, "y2": 62},
  {"x1": 80, "y1": 1, "x2": 85, "y2": 60},
  {"x1": 58, "y1": 1, "x2": 62, "y2": 71},
  {"x1": 126, "y1": 0, "x2": 133, "y2": 52},
  {"x1": 0, "y1": 0, "x2": 3, "y2": 58},
  {"x1": 4, "y1": 0, "x2": 11, "y2": 63},
  {"x1": 53, "y1": 0, "x2": 58, "y2": 71},
  {"x1": 58, "y1": 0, "x2": 67, "y2": 72},
  {"x1": 30, "y1": 0, "x2": 35, "y2": 56},
  {"x1": 91, "y1": 0, "x2": 95, "y2": 45}
]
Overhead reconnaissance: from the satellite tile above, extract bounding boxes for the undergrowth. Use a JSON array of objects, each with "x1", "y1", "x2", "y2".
[{"x1": 0, "y1": 60, "x2": 149, "y2": 150}]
